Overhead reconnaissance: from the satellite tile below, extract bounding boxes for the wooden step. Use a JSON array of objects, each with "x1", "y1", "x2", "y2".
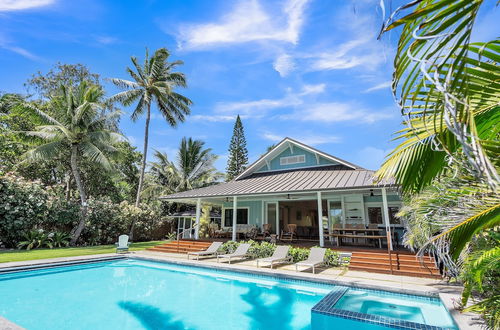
[
  {"x1": 146, "y1": 240, "x2": 215, "y2": 254},
  {"x1": 349, "y1": 251, "x2": 441, "y2": 278},
  {"x1": 350, "y1": 256, "x2": 437, "y2": 269}
]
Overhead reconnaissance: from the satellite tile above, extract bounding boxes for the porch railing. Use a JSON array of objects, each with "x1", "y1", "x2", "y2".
[{"x1": 176, "y1": 223, "x2": 199, "y2": 252}]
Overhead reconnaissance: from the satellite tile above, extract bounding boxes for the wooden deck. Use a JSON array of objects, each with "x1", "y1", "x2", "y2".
[{"x1": 147, "y1": 239, "x2": 441, "y2": 279}]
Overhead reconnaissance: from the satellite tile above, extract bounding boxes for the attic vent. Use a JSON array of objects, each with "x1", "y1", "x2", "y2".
[{"x1": 280, "y1": 154, "x2": 306, "y2": 166}]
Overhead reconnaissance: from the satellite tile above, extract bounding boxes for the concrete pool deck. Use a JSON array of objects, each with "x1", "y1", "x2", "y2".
[{"x1": 0, "y1": 252, "x2": 484, "y2": 329}]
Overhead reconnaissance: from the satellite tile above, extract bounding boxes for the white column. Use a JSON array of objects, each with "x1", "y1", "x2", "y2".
[
  {"x1": 275, "y1": 203, "x2": 280, "y2": 236},
  {"x1": 232, "y1": 196, "x2": 238, "y2": 241},
  {"x1": 194, "y1": 198, "x2": 201, "y2": 239},
  {"x1": 381, "y1": 188, "x2": 393, "y2": 250},
  {"x1": 317, "y1": 192, "x2": 324, "y2": 247}
]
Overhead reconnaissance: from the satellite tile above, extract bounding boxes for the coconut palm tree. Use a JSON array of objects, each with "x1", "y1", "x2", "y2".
[
  {"x1": 110, "y1": 48, "x2": 192, "y2": 215},
  {"x1": 21, "y1": 82, "x2": 123, "y2": 245},
  {"x1": 142, "y1": 138, "x2": 222, "y2": 200}
]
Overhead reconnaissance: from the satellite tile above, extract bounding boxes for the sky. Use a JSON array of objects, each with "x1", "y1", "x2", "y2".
[{"x1": 0, "y1": 0, "x2": 498, "y2": 172}]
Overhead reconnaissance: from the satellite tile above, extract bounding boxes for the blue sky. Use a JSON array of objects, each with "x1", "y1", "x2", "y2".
[{"x1": 1, "y1": 0, "x2": 498, "y2": 171}]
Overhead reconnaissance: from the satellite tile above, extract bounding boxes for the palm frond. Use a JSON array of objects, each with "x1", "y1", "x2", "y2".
[{"x1": 379, "y1": 0, "x2": 499, "y2": 189}]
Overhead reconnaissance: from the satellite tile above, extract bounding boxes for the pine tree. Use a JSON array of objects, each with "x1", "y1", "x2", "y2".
[{"x1": 226, "y1": 115, "x2": 248, "y2": 181}]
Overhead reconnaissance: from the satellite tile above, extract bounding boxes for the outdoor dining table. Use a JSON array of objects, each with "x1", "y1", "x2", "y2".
[{"x1": 327, "y1": 228, "x2": 388, "y2": 248}]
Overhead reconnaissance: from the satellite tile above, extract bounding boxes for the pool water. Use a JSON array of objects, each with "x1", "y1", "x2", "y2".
[
  {"x1": 0, "y1": 259, "x2": 332, "y2": 330},
  {"x1": 334, "y1": 288, "x2": 456, "y2": 328}
]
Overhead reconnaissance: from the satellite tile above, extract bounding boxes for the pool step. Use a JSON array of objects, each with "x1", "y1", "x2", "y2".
[
  {"x1": 147, "y1": 240, "x2": 216, "y2": 254},
  {"x1": 348, "y1": 251, "x2": 441, "y2": 279}
]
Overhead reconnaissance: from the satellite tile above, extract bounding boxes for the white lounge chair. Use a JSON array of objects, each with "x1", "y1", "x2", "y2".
[
  {"x1": 256, "y1": 245, "x2": 291, "y2": 269},
  {"x1": 295, "y1": 247, "x2": 326, "y2": 274},
  {"x1": 187, "y1": 242, "x2": 223, "y2": 260},
  {"x1": 115, "y1": 235, "x2": 130, "y2": 253},
  {"x1": 217, "y1": 243, "x2": 251, "y2": 264}
]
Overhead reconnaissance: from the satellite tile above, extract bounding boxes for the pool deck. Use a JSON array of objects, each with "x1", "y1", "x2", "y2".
[{"x1": 0, "y1": 252, "x2": 485, "y2": 329}]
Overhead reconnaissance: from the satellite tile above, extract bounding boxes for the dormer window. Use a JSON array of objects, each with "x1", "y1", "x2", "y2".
[{"x1": 280, "y1": 154, "x2": 305, "y2": 166}]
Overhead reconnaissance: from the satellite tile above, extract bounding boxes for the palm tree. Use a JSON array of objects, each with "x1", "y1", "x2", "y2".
[
  {"x1": 21, "y1": 82, "x2": 123, "y2": 245},
  {"x1": 143, "y1": 138, "x2": 222, "y2": 199},
  {"x1": 110, "y1": 48, "x2": 192, "y2": 215},
  {"x1": 377, "y1": 1, "x2": 499, "y2": 322}
]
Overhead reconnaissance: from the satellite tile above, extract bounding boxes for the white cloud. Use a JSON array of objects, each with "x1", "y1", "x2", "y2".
[
  {"x1": 262, "y1": 132, "x2": 341, "y2": 146},
  {"x1": 215, "y1": 83, "x2": 325, "y2": 115},
  {"x1": 297, "y1": 5, "x2": 392, "y2": 73},
  {"x1": 215, "y1": 95, "x2": 300, "y2": 114},
  {"x1": 299, "y1": 83, "x2": 326, "y2": 95},
  {"x1": 273, "y1": 53, "x2": 295, "y2": 77},
  {"x1": 0, "y1": 44, "x2": 39, "y2": 60},
  {"x1": 176, "y1": 0, "x2": 310, "y2": 49},
  {"x1": 191, "y1": 115, "x2": 238, "y2": 122},
  {"x1": 364, "y1": 81, "x2": 392, "y2": 93},
  {"x1": 281, "y1": 102, "x2": 394, "y2": 123},
  {"x1": 0, "y1": 33, "x2": 40, "y2": 60},
  {"x1": 95, "y1": 35, "x2": 118, "y2": 45},
  {"x1": 0, "y1": 0, "x2": 55, "y2": 11}
]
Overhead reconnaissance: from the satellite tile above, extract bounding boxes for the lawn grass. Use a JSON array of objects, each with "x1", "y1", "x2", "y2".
[{"x1": 0, "y1": 240, "x2": 167, "y2": 263}]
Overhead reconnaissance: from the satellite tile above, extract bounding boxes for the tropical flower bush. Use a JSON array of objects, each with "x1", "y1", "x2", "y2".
[{"x1": 0, "y1": 173, "x2": 171, "y2": 249}]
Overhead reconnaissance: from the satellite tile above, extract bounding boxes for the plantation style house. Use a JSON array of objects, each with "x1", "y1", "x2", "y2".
[{"x1": 161, "y1": 138, "x2": 402, "y2": 249}]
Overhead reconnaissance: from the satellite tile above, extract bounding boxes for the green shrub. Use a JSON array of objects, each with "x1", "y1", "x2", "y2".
[
  {"x1": 50, "y1": 231, "x2": 71, "y2": 248},
  {"x1": 17, "y1": 230, "x2": 53, "y2": 250},
  {"x1": 289, "y1": 246, "x2": 310, "y2": 263},
  {"x1": 324, "y1": 249, "x2": 341, "y2": 267},
  {"x1": 219, "y1": 240, "x2": 240, "y2": 254}
]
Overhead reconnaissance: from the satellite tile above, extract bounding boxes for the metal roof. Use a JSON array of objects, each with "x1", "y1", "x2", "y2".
[{"x1": 160, "y1": 165, "x2": 394, "y2": 200}]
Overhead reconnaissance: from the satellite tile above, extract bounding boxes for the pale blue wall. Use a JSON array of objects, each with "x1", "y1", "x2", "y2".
[
  {"x1": 222, "y1": 200, "x2": 263, "y2": 226},
  {"x1": 255, "y1": 146, "x2": 336, "y2": 172}
]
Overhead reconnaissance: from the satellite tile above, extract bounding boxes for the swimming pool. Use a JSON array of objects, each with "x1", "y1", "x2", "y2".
[
  {"x1": 0, "y1": 259, "x2": 331, "y2": 329},
  {"x1": 0, "y1": 258, "x2": 457, "y2": 329}
]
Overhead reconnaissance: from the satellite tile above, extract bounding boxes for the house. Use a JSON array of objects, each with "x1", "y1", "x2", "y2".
[{"x1": 160, "y1": 138, "x2": 402, "y2": 249}]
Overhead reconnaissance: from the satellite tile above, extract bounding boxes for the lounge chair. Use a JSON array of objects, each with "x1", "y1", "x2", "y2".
[
  {"x1": 217, "y1": 243, "x2": 251, "y2": 264},
  {"x1": 256, "y1": 246, "x2": 291, "y2": 269},
  {"x1": 187, "y1": 242, "x2": 223, "y2": 260},
  {"x1": 115, "y1": 235, "x2": 130, "y2": 253},
  {"x1": 295, "y1": 247, "x2": 326, "y2": 274}
]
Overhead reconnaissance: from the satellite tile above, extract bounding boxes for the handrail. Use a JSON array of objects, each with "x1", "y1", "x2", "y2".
[
  {"x1": 177, "y1": 223, "x2": 199, "y2": 251},
  {"x1": 387, "y1": 231, "x2": 394, "y2": 274}
]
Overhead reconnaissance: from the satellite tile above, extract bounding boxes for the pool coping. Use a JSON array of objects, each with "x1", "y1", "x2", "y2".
[{"x1": 0, "y1": 253, "x2": 483, "y2": 329}]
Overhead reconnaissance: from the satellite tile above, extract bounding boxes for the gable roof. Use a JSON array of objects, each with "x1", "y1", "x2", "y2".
[
  {"x1": 160, "y1": 165, "x2": 394, "y2": 201},
  {"x1": 235, "y1": 137, "x2": 363, "y2": 180}
]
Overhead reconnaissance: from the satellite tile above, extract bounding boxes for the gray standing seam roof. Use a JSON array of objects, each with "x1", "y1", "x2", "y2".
[{"x1": 160, "y1": 165, "x2": 394, "y2": 200}]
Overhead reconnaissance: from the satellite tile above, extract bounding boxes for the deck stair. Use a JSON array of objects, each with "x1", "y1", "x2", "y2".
[
  {"x1": 147, "y1": 240, "x2": 214, "y2": 254},
  {"x1": 348, "y1": 251, "x2": 441, "y2": 278}
]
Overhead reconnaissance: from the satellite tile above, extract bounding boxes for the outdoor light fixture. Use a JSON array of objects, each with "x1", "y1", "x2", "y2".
[{"x1": 370, "y1": 189, "x2": 374, "y2": 197}]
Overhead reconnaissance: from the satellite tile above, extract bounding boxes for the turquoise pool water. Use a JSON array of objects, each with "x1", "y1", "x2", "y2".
[{"x1": 0, "y1": 259, "x2": 332, "y2": 329}]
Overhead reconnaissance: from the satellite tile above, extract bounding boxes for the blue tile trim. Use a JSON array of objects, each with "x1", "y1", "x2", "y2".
[{"x1": 312, "y1": 288, "x2": 455, "y2": 330}]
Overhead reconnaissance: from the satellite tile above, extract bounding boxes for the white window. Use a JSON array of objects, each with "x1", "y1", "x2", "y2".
[{"x1": 280, "y1": 154, "x2": 306, "y2": 165}]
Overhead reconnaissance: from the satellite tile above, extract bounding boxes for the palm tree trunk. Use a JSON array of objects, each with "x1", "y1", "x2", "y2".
[
  {"x1": 65, "y1": 173, "x2": 72, "y2": 201},
  {"x1": 130, "y1": 103, "x2": 151, "y2": 239},
  {"x1": 69, "y1": 144, "x2": 88, "y2": 246}
]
